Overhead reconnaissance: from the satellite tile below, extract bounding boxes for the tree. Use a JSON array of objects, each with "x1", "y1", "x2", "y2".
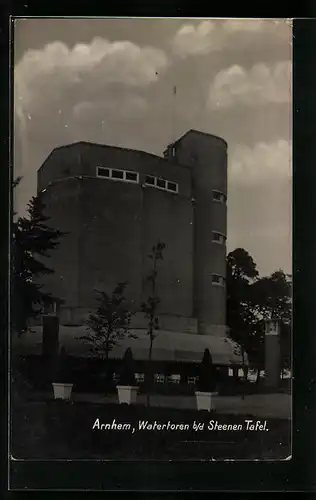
[
  {"x1": 226, "y1": 248, "x2": 259, "y2": 380},
  {"x1": 250, "y1": 270, "x2": 292, "y2": 376},
  {"x1": 118, "y1": 348, "x2": 136, "y2": 386},
  {"x1": 227, "y1": 247, "x2": 259, "y2": 282},
  {"x1": 251, "y1": 270, "x2": 292, "y2": 322},
  {"x1": 11, "y1": 182, "x2": 64, "y2": 404},
  {"x1": 80, "y1": 282, "x2": 135, "y2": 386},
  {"x1": 197, "y1": 348, "x2": 217, "y2": 392},
  {"x1": 227, "y1": 248, "x2": 292, "y2": 384},
  {"x1": 141, "y1": 240, "x2": 166, "y2": 407},
  {"x1": 12, "y1": 187, "x2": 64, "y2": 335},
  {"x1": 244, "y1": 319, "x2": 265, "y2": 383}
]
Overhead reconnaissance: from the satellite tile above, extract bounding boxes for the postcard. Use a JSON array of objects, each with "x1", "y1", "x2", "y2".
[{"x1": 10, "y1": 16, "x2": 292, "y2": 476}]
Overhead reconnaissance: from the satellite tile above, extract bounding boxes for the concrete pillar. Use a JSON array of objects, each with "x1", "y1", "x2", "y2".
[
  {"x1": 42, "y1": 315, "x2": 60, "y2": 383},
  {"x1": 264, "y1": 319, "x2": 281, "y2": 389},
  {"x1": 42, "y1": 314, "x2": 60, "y2": 358}
]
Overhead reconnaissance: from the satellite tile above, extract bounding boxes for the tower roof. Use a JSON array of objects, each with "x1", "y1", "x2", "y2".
[{"x1": 170, "y1": 129, "x2": 228, "y2": 148}]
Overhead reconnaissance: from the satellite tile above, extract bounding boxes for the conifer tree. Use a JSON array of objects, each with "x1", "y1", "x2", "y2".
[{"x1": 12, "y1": 184, "x2": 64, "y2": 335}]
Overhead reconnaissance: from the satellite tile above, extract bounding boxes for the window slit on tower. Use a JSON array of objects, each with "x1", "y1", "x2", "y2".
[
  {"x1": 97, "y1": 167, "x2": 179, "y2": 194},
  {"x1": 145, "y1": 175, "x2": 179, "y2": 194},
  {"x1": 111, "y1": 169, "x2": 124, "y2": 179},
  {"x1": 125, "y1": 171, "x2": 138, "y2": 182},
  {"x1": 97, "y1": 167, "x2": 110, "y2": 178},
  {"x1": 156, "y1": 178, "x2": 166, "y2": 189},
  {"x1": 96, "y1": 166, "x2": 139, "y2": 183},
  {"x1": 145, "y1": 175, "x2": 155, "y2": 185},
  {"x1": 167, "y1": 181, "x2": 177, "y2": 192}
]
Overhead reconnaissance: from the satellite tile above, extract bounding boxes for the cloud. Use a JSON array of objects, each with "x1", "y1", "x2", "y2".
[
  {"x1": 14, "y1": 37, "x2": 169, "y2": 215},
  {"x1": 15, "y1": 37, "x2": 169, "y2": 117},
  {"x1": 171, "y1": 21, "x2": 218, "y2": 57},
  {"x1": 222, "y1": 19, "x2": 277, "y2": 33},
  {"x1": 208, "y1": 61, "x2": 291, "y2": 109},
  {"x1": 229, "y1": 139, "x2": 292, "y2": 186},
  {"x1": 227, "y1": 138, "x2": 292, "y2": 275},
  {"x1": 72, "y1": 95, "x2": 147, "y2": 121},
  {"x1": 171, "y1": 19, "x2": 291, "y2": 58}
]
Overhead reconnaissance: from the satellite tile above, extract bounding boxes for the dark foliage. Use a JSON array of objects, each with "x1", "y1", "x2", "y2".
[
  {"x1": 12, "y1": 184, "x2": 64, "y2": 335},
  {"x1": 226, "y1": 248, "x2": 292, "y2": 379},
  {"x1": 226, "y1": 248, "x2": 259, "y2": 373},
  {"x1": 79, "y1": 282, "x2": 135, "y2": 361},
  {"x1": 118, "y1": 348, "x2": 136, "y2": 386},
  {"x1": 53, "y1": 346, "x2": 71, "y2": 383},
  {"x1": 196, "y1": 348, "x2": 217, "y2": 392}
]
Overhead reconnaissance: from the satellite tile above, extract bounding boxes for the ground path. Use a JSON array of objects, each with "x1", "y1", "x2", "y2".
[{"x1": 65, "y1": 392, "x2": 291, "y2": 419}]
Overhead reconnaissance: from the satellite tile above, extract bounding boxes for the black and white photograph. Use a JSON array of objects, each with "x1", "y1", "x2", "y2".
[{"x1": 10, "y1": 17, "x2": 292, "y2": 461}]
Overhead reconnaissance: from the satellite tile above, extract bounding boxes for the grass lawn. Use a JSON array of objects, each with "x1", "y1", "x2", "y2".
[{"x1": 11, "y1": 398, "x2": 291, "y2": 461}]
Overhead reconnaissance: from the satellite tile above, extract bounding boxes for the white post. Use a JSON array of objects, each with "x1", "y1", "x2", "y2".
[{"x1": 264, "y1": 318, "x2": 281, "y2": 389}]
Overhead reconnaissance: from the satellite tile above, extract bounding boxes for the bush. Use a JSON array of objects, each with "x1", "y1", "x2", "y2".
[
  {"x1": 196, "y1": 348, "x2": 217, "y2": 392},
  {"x1": 118, "y1": 348, "x2": 136, "y2": 386}
]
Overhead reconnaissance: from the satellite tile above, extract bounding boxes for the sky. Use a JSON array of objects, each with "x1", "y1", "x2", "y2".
[{"x1": 14, "y1": 18, "x2": 292, "y2": 277}]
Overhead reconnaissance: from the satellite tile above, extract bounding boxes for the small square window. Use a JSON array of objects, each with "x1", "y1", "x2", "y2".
[
  {"x1": 97, "y1": 167, "x2": 110, "y2": 178},
  {"x1": 213, "y1": 232, "x2": 226, "y2": 244},
  {"x1": 145, "y1": 175, "x2": 155, "y2": 185},
  {"x1": 135, "y1": 373, "x2": 145, "y2": 382},
  {"x1": 213, "y1": 190, "x2": 226, "y2": 203},
  {"x1": 168, "y1": 374, "x2": 181, "y2": 384},
  {"x1": 155, "y1": 374, "x2": 165, "y2": 384},
  {"x1": 111, "y1": 169, "x2": 124, "y2": 179},
  {"x1": 167, "y1": 181, "x2": 178, "y2": 192},
  {"x1": 212, "y1": 274, "x2": 225, "y2": 286},
  {"x1": 157, "y1": 178, "x2": 166, "y2": 189},
  {"x1": 125, "y1": 171, "x2": 138, "y2": 182}
]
